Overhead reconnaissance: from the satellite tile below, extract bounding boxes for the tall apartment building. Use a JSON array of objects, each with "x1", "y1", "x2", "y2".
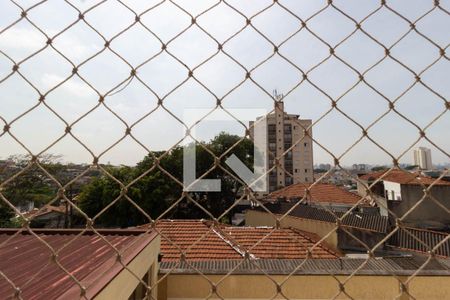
[
  {"x1": 249, "y1": 99, "x2": 313, "y2": 195},
  {"x1": 414, "y1": 147, "x2": 433, "y2": 170}
]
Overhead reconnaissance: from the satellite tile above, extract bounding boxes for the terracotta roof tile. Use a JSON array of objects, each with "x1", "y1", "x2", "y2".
[
  {"x1": 152, "y1": 220, "x2": 339, "y2": 262},
  {"x1": 267, "y1": 183, "x2": 363, "y2": 205},
  {"x1": 155, "y1": 220, "x2": 243, "y2": 261},
  {"x1": 359, "y1": 169, "x2": 450, "y2": 186},
  {"x1": 222, "y1": 226, "x2": 338, "y2": 259}
]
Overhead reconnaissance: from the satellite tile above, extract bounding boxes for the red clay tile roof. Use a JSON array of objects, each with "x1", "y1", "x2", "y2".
[
  {"x1": 267, "y1": 183, "x2": 363, "y2": 205},
  {"x1": 222, "y1": 226, "x2": 339, "y2": 259},
  {"x1": 155, "y1": 220, "x2": 242, "y2": 261},
  {"x1": 150, "y1": 220, "x2": 339, "y2": 262},
  {"x1": 0, "y1": 229, "x2": 157, "y2": 300},
  {"x1": 359, "y1": 169, "x2": 450, "y2": 186}
]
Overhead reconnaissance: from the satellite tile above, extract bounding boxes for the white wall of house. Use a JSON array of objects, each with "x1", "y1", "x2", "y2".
[{"x1": 383, "y1": 181, "x2": 402, "y2": 201}]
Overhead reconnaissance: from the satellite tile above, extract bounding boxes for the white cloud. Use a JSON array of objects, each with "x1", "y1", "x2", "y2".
[
  {"x1": 0, "y1": 27, "x2": 100, "y2": 61},
  {"x1": 0, "y1": 27, "x2": 46, "y2": 50},
  {"x1": 53, "y1": 33, "x2": 101, "y2": 60},
  {"x1": 41, "y1": 73, "x2": 92, "y2": 97}
]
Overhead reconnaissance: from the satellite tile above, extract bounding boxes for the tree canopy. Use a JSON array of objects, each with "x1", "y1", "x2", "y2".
[
  {"x1": 371, "y1": 166, "x2": 388, "y2": 172},
  {"x1": 0, "y1": 203, "x2": 14, "y2": 227},
  {"x1": 78, "y1": 133, "x2": 254, "y2": 227},
  {"x1": 0, "y1": 154, "x2": 65, "y2": 209}
]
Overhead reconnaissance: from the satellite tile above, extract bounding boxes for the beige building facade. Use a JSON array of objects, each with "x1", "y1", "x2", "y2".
[
  {"x1": 250, "y1": 99, "x2": 313, "y2": 195},
  {"x1": 158, "y1": 272, "x2": 450, "y2": 300},
  {"x1": 245, "y1": 209, "x2": 339, "y2": 249}
]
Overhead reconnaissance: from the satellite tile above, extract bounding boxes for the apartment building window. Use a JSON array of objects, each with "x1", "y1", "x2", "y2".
[
  {"x1": 295, "y1": 169, "x2": 298, "y2": 173},
  {"x1": 285, "y1": 176, "x2": 293, "y2": 185},
  {"x1": 284, "y1": 124, "x2": 292, "y2": 133},
  {"x1": 268, "y1": 125, "x2": 276, "y2": 142},
  {"x1": 284, "y1": 124, "x2": 292, "y2": 144},
  {"x1": 305, "y1": 169, "x2": 308, "y2": 173},
  {"x1": 304, "y1": 142, "x2": 308, "y2": 147},
  {"x1": 288, "y1": 152, "x2": 293, "y2": 159},
  {"x1": 284, "y1": 160, "x2": 293, "y2": 174},
  {"x1": 269, "y1": 176, "x2": 276, "y2": 183}
]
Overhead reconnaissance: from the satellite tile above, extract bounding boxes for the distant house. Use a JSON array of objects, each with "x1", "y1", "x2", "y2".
[
  {"x1": 264, "y1": 182, "x2": 372, "y2": 211},
  {"x1": 234, "y1": 182, "x2": 369, "y2": 230},
  {"x1": 246, "y1": 183, "x2": 388, "y2": 252},
  {"x1": 23, "y1": 205, "x2": 66, "y2": 228},
  {"x1": 358, "y1": 169, "x2": 450, "y2": 230}
]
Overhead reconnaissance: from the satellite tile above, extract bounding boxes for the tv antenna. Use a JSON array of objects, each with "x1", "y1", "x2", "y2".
[{"x1": 273, "y1": 89, "x2": 283, "y2": 101}]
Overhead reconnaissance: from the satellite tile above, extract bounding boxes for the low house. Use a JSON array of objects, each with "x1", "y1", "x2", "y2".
[
  {"x1": 23, "y1": 205, "x2": 66, "y2": 228},
  {"x1": 150, "y1": 219, "x2": 342, "y2": 299},
  {"x1": 0, "y1": 222, "x2": 449, "y2": 299},
  {"x1": 0, "y1": 229, "x2": 160, "y2": 299},
  {"x1": 265, "y1": 182, "x2": 373, "y2": 211},
  {"x1": 358, "y1": 169, "x2": 450, "y2": 230},
  {"x1": 150, "y1": 220, "x2": 450, "y2": 300},
  {"x1": 246, "y1": 204, "x2": 389, "y2": 253},
  {"x1": 158, "y1": 256, "x2": 450, "y2": 300},
  {"x1": 246, "y1": 183, "x2": 387, "y2": 252},
  {"x1": 153, "y1": 219, "x2": 339, "y2": 261}
]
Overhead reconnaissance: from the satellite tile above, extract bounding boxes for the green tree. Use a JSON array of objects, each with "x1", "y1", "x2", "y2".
[
  {"x1": 0, "y1": 202, "x2": 14, "y2": 227},
  {"x1": 371, "y1": 166, "x2": 388, "y2": 172},
  {"x1": 79, "y1": 155, "x2": 181, "y2": 227},
  {"x1": 169, "y1": 133, "x2": 254, "y2": 220},
  {"x1": 1, "y1": 154, "x2": 62, "y2": 210},
  {"x1": 405, "y1": 165, "x2": 418, "y2": 171},
  {"x1": 78, "y1": 132, "x2": 254, "y2": 227}
]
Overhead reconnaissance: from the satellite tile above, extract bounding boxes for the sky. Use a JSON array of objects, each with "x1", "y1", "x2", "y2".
[{"x1": 0, "y1": 0, "x2": 449, "y2": 167}]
